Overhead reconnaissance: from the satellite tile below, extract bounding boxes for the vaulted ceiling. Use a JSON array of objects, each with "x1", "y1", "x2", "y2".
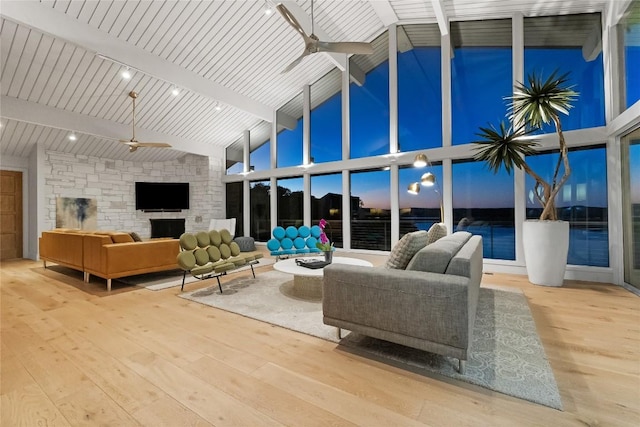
[{"x1": 0, "y1": 0, "x2": 613, "y2": 163}]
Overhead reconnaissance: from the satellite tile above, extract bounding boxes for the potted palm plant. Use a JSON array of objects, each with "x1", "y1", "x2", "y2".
[{"x1": 472, "y1": 70, "x2": 578, "y2": 286}]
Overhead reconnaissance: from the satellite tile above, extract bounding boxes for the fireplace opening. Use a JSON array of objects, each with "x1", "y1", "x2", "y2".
[{"x1": 150, "y1": 218, "x2": 185, "y2": 239}]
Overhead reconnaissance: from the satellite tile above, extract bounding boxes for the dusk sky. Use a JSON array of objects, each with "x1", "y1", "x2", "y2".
[{"x1": 230, "y1": 43, "x2": 616, "y2": 212}]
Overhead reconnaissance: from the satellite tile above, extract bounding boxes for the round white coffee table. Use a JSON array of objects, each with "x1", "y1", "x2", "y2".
[{"x1": 274, "y1": 256, "x2": 373, "y2": 301}]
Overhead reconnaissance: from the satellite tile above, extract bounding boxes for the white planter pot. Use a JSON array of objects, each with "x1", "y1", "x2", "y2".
[{"x1": 522, "y1": 220, "x2": 570, "y2": 287}]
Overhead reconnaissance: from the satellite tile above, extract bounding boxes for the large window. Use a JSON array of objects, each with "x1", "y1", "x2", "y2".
[
  {"x1": 452, "y1": 160, "x2": 515, "y2": 260},
  {"x1": 524, "y1": 14, "x2": 605, "y2": 132},
  {"x1": 311, "y1": 69, "x2": 342, "y2": 163},
  {"x1": 311, "y1": 173, "x2": 343, "y2": 247},
  {"x1": 250, "y1": 121, "x2": 271, "y2": 172},
  {"x1": 525, "y1": 146, "x2": 609, "y2": 267},
  {"x1": 451, "y1": 19, "x2": 512, "y2": 146},
  {"x1": 250, "y1": 180, "x2": 270, "y2": 241},
  {"x1": 225, "y1": 138, "x2": 243, "y2": 175},
  {"x1": 350, "y1": 32, "x2": 390, "y2": 159},
  {"x1": 226, "y1": 182, "x2": 243, "y2": 237},
  {"x1": 621, "y1": 1, "x2": 640, "y2": 110},
  {"x1": 350, "y1": 169, "x2": 391, "y2": 250},
  {"x1": 277, "y1": 93, "x2": 303, "y2": 167},
  {"x1": 276, "y1": 177, "x2": 303, "y2": 228},
  {"x1": 398, "y1": 24, "x2": 442, "y2": 151},
  {"x1": 399, "y1": 163, "x2": 443, "y2": 239}
]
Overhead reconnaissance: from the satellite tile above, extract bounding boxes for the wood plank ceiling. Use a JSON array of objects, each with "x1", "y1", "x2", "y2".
[{"x1": 0, "y1": 0, "x2": 610, "y2": 163}]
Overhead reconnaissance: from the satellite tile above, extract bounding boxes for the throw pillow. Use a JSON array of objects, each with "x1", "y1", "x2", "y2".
[
  {"x1": 129, "y1": 231, "x2": 142, "y2": 242},
  {"x1": 385, "y1": 230, "x2": 429, "y2": 269},
  {"x1": 427, "y1": 222, "x2": 447, "y2": 244},
  {"x1": 111, "y1": 233, "x2": 134, "y2": 243}
]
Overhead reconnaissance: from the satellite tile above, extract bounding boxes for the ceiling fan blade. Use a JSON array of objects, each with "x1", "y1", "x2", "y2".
[
  {"x1": 317, "y1": 41, "x2": 373, "y2": 55},
  {"x1": 276, "y1": 3, "x2": 311, "y2": 43},
  {"x1": 281, "y1": 50, "x2": 311, "y2": 74},
  {"x1": 135, "y1": 142, "x2": 172, "y2": 148}
]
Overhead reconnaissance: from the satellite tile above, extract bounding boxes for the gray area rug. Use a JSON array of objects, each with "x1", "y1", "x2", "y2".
[{"x1": 179, "y1": 270, "x2": 562, "y2": 410}]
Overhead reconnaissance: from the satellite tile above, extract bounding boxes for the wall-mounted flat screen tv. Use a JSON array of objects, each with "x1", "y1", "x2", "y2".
[{"x1": 135, "y1": 182, "x2": 189, "y2": 211}]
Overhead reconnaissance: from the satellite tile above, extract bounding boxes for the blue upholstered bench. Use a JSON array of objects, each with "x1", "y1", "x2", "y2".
[{"x1": 267, "y1": 225, "x2": 324, "y2": 258}]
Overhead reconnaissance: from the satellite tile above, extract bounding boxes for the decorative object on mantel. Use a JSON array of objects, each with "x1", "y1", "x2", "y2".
[
  {"x1": 472, "y1": 70, "x2": 578, "y2": 287},
  {"x1": 315, "y1": 218, "x2": 334, "y2": 263},
  {"x1": 56, "y1": 197, "x2": 97, "y2": 230}
]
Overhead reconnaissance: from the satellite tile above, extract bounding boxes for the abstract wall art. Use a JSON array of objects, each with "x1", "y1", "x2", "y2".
[{"x1": 56, "y1": 197, "x2": 98, "y2": 230}]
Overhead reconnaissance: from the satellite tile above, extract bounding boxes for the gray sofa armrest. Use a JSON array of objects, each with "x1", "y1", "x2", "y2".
[{"x1": 322, "y1": 264, "x2": 471, "y2": 349}]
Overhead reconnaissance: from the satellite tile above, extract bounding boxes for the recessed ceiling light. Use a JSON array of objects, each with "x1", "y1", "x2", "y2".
[
  {"x1": 171, "y1": 87, "x2": 180, "y2": 96},
  {"x1": 121, "y1": 68, "x2": 131, "y2": 80},
  {"x1": 68, "y1": 133, "x2": 77, "y2": 141},
  {"x1": 215, "y1": 104, "x2": 222, "y2": 111},
  {"x1": 264, "y1": 7, "x2": 273, "y2": 15}
]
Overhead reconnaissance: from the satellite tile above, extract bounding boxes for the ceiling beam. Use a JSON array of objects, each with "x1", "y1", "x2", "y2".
[
  {"x1": 368, "y1": 0, "x2": 398, "y2": 27},
  {"x1": 0, "y1": 1, "x2": 277, "y2": 123},
  {"x1": 0, "y1": 96, "x2": 221, "y2": 158},
  {"x1": 429, "y1": 0, "x2": 449, "y2": 36}
]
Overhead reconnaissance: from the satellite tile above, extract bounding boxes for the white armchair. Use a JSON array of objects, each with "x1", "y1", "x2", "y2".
[{"x1": 209, "y1": 218, "x2": 237, "y2": 237}]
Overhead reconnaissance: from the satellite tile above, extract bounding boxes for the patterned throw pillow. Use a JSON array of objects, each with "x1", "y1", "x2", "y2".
[
  {"x1": 129, "y1": 231, "x2": 142, "y2": 242},
  {"x1": 385, "y1": 230, "x2": 429, "y2": 269},
  {"x1": 427, "y1": 222, "x2": 447, "y2": 244}
]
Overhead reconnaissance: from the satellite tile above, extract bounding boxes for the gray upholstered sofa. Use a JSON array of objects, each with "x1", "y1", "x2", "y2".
[{"x1": 322, "y1": 231, "x2": 483, "y2": 373}]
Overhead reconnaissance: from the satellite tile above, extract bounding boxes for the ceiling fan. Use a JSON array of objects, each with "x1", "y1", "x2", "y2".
[
  {"x1": 120, "y1": 91, "x2": 172, "y2": 152},
  {"x1": 276, "y1": 0, "x2": 373, "y2": 73}
]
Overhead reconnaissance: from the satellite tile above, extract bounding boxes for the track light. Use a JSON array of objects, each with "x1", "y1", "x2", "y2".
[
  {"x1": 171, "y1": 87, "x2": 180, "y2": 96},
  {"x1": 68, "y1": 132, "x2": 77, "y2": 141},
  {"x1": 121, "y1": 68, "x2": 131, "y2": 80}
]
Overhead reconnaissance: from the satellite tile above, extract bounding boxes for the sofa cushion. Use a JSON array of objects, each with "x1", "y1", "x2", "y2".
[
  {"x1": 406, "y1": 231, "x2": 472, "y2": 274},
  {"x1": 385, "y1": 230, "x2": 429, "y2": 270},
  {"x1": 427, "y1": 222, "x2": 447, "y2": 244}
]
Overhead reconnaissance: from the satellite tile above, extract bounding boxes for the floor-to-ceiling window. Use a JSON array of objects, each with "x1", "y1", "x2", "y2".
[
  {"x1": 525, "y1": 146, "x2": 609, "y2": 267},
  {"x1": 524, "y1": 13, "x2": 605, "y2": 132},
  {"x1": 398, "y1": 24, "x2": 442, "y2": 151},
  {"x1": 276, "y1": 177, "x2": 303, "y2": 228},
  {"x1": 451, "y1": 19, "x2": 512, "y2": 146},
  {"x1": 311, "y1": 173, "x2": 343, "y2": 247},
  {"x1": 399, "y1": 163, "x2": 443, "y2": 239},
  {"x1": 225, "y1": 137, "x2": 243, "y2": 175},
  {"x1": 622, "y1": 127, "x2": 640, "y2": 288},
  {"x1": 277, "y1": 93, "x2": 303, "y2": 167},
  {"x1": 311, "y1": 69, "x2": 342, "y2": 163},
  {"x1": 350, "y1": 168, "x2": 391, "y2": 250},
  {"x1": 621, "y1": 0, "x2": 640, "y2": 110},
  {"x1": 250, "y1": 180, "x2": 270, "y2": 241},
  {"x1": 250, "y1": 121, "x2": 271, "y2": 172},
  {"x1": 350, "y1": 32, "x2": 390, "y2": 159},
  {"x1": 452, "y1": 160, "x2": 515, "y2": 260},
  {"x1": 225, "y1": 182, "x2": 243, "y2": 237}
]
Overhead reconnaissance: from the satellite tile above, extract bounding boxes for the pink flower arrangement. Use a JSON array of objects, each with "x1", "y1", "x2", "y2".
[{"x1": 316, "y1": 219, "x2": 334, "y2": 252}]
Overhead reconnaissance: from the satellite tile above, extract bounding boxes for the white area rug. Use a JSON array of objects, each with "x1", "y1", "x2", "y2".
[
  {"x1": 119, "y1": 258, "x2": 275, "y2": 291},
  {"x1": 178, "y1": 270, "x2": 562, "y2": 410}
]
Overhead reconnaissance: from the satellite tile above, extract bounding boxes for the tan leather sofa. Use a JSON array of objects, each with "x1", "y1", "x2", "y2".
[{"x1": 40, "y1": 229, "x2": 180, "y2": 291}]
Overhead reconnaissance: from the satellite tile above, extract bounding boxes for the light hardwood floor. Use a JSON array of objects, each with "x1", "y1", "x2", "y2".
[{"x1": 1, "y1": 258, "x2": 638, "y2": 426}]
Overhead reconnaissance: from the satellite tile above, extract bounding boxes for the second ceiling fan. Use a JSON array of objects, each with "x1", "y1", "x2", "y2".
[
  {"x1": 277, "y1": 0, "x2": 373, "y2": 73},
  {"x1": 120, "y1": 91, "x2": 172, "y2": 153}
]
